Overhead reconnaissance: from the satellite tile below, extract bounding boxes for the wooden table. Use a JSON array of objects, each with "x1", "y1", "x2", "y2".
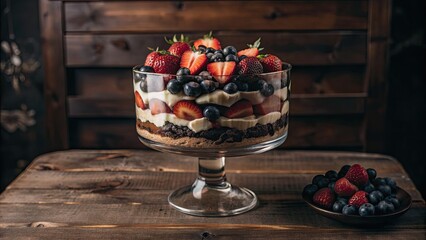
[{"x1": 1, "y1": 150, "x2": 425, "y2": 239}]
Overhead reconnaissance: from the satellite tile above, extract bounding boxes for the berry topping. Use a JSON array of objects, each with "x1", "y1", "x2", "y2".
[
  {"x1": 165, "y1": 34, "x2": 191, "y2": 57},
  {"x1": 313, "y1": 188, "x2": 335, "y2": 210},
  {"x1": 194, "y1": 31, "x2": 221, "y2": 50},
  {"x1": 345, "y1": 164, "x2": 369, "y2": 187},
  {"x1": 150, "y1": 99, "x2": 171, "y2": 115},
  {"x1": 237, "y1": 57, "x2": 263, "y2": 75},
  {"x1": 166, "y1": 79, "x2": 181, "y2": 94},
  {"x1": 210, "y1": 52, "x2": 224, "y2": 62},
  {"x1": 200, "y1": 80, "x2": 218, "y2": 93},
  {"x1": 203, "y1": 106, "x2": 220, "y2": 121},
  {"x1": 253, "y1": 95, "x2": 281, "y2": 115},
  {"x1": 225, "y1": 54, "x2": 239, "y2": 62},
  {"x1": 334, "y1": 177, "x2": 358, "y2": 197},
  {"x1": 173, "y1": 100, "x2": 203, "y2": 121},
  {"x1": 223, "y1": 82, "x2": 238, "y2": 94},
  {"x1": 180, "y1": 50, "x2": 208, "y2": 75},
  {"x1": 138, "y1": 65, "x2": 154, "y2": 73},
  {"x1": 144, "y1": 48, "x2": 161, "y2": 67},
  {"x1": 237, "y1": 38, "x2": 263, "y2": 57},
  {"x1": 359, "y1": 203, "x2": 375, "y2": 216},
  {"x1": 224, "y1": 100, "x2": 253, "y2": 119},
  {"x1": 207, "y1": 61, "x2": 237, "y2": 85},
  {"x1": 134, "y1": 91, "x2": 145, "y2": 109},
  {"x1": 349, "y1": 191, "x2": 369, "y2": 208},
  {"x1": 199, "y1": 71, "x2": 212, "y2": 80},
  {"x1": 223, "y1": 46, "x2": 237, "y2": 56},
  {"x1": 152, "y1": 52, "x2": 180, "y2": 74},
  {"x1": 258, "y1": 54, "x2": 282, "y2": 73},
  {"x1": 177, "y1": 67, "x2": 191, "y2": 76},
  {"x1": 183, "y1": 82, "x2": 202, "y2": 97}
]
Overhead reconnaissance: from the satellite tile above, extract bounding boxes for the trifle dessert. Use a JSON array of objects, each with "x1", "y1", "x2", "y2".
[{"x1": 133, "y1": 33, "x2": 291, "y2": 149}]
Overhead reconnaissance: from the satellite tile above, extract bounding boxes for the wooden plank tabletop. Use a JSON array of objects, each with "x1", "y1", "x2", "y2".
[{"x1": 0, "y1": 150, "x2": 425, "y2": 239}]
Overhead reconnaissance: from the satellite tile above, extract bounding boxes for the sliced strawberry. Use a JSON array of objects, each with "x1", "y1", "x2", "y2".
[
  {"x1": 224, "y1": 100, "x2": 253, "y2": 119},
  {"x1": 152, "y1": 53, "x2": 180, "y2": 74},
  {"x1": 180, "y1": 51, "x2": 208, "y2": 75},
  {"x1": 134, "y1": 91, "x2": 146, "y2": 109},
  {"x1": 165, "y1": 34, "x2": 191, "y2": 57},
  {"x1": 193, "y1": 31, "x2": 221, "y2": 50},
  {"x1": 253, "y1": 95, "x2": 281, "y2": 115},
  {"x1": 149, "y1": 98, "x2": 171, "y2": 115},
  {"x1": 258, "y1": 54, "x2": 282, "y2": 73},
  {"x1": 173, "y1": 100, "x2": 203, "y2": 121},
  {"x1": 237, "y1": 57, "x2": 263, "y2": 75},
  {"x1": 206, "y1": 62, "x2": 236, "y2": 84},
  {"x1": 237, "y1": 38, "x2": 263, "y2": 57}
]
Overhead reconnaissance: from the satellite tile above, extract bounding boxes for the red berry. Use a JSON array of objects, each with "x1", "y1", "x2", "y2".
[
  {"x1": 237, "y1": 38, "x2": 262, "y2": 57},
  {"x1": 259, "y1": 54, "x2": 282, "y2": 73},
  {"x1": 193, "y1": 31, "x2": 221, "y2": 50},
  {"x1": 253, "y1": 95, "x2": 281, "y2": 115},
  {"x1": 144, "y1": 50, "x2": 161, "y2": 67},
  {"x1": 180, "y1": 50, "x2": 208, "y2": 75},
  {"x1": 206, "y1": 62, "x2": 236, "y2": 84},
  {"x1": 345, "y1": 164, "x2": 369, "y2": 187},
  {"x1": 334, "y1": 177, "x2": 358, "y2": 197},
  {"x1": 313, "y1": 188, "x2": 335, "y2": 210},
  {"x1": 134, "y1": 91, "x2": 145, "y2": 109},
  {"x1": 237, "y1": 57, "x2": 263, "y2": 75},
  {"x1": 224, "y1": 100, "x2": 253, "y2": 119},
  {"x1": 150, "y1": 99, "x2": 171, "y2": 115},
  {"x1": 166, "y1": 34, "x2": 191, "y2": 57},
  {"x1": 349, "y1": 191, "x2": 369, "y2": 208},
  {"x1": 152, "y1": 53, "x2": 180, "y2": 74},
  {"x1": 173, "y1": 100, "x2": 203, "y2": 121}
]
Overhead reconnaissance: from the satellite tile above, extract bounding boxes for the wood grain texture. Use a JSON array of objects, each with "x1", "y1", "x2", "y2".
[
  {"x1": 65, "y1": 32, "x2": 366, "y2": 66},
  {"x1": 64, "y1": 1, "x2": 368, "y2": 32},
  {"x1": 39, "y1": 0, "x2": 69, "y2": 150},
  {"x1": 0, "y1": 150, "x2": 424, "y2": 239}
]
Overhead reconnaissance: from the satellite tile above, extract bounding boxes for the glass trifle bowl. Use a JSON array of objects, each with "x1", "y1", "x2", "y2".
[{"x1": 132, "y1": 63, "x2": 291, "y2": 216}]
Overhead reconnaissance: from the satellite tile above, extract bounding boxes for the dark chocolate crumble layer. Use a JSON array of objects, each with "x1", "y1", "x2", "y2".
[{"x1": 137, "y1": 114, "x2": 288, "y2": 144}]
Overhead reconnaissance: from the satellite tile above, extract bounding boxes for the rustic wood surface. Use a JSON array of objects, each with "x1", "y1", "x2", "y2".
[{"x1": 0, "y1": 150, "x2": 424, "y2": 239}]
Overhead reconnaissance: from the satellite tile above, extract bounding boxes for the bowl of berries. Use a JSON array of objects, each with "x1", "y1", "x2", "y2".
[{"x1": 302, "y1": 164, "x2": 412, "y2": 226}]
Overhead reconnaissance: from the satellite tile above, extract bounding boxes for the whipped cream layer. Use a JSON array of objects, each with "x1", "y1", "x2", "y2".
[{"x1": 136, "y1": 99, "x2": 289, "y2": 133}]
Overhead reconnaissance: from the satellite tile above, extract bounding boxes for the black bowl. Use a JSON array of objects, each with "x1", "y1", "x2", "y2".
[{"x1": 303, "y1": 187, "x2": 412, "y2": 226}]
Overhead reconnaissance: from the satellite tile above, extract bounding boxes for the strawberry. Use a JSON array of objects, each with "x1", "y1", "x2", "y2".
[
  {"x1": 224, "y1": 100, "x2": 253, "y2": 118},
  {"x1": 193, "y1": 31, "x2": 221, "y2": 50},
  {"x1": 207, "y1": 62, "x2": 236, "y2": 84},
  {"x1": 345, "y1": 164, "x2": 369, "y2": 187},
  {"x1": 173, "y1": 100, "x2": 203, "y2": 121},
  {"x1": 134, "y1": 91, "x2": 145, "y2": 109},
  {"x1": 237, "y1": 57, "x2": 263, "y2": 75},
  {"x1": 144, "y1": 48, "x2": 161, "y2": 67},
  {"x1": 313, "y1": 188, "x2": 335, "y2": 210},
  {"x1": 165, "y1": 34, "x2": 191, "y2": 57},
  {"x1": 237, "y1": 38, "x2": 263, "y2": 57},
  {"x1": 152, "y1": 53, "x2": 180, "y2": 74},
  {"x1": 349, "y1": 191, "x2": 369, "y2": 208},
  {"x1": 258, "y1": 54, "x2": 282, "y2": 73},
  {"x1": 149, "y1": 99, "x2": 171, "y2": 115},
  {"x1": 180, "y1": 50, "x2": 208, "y2": 75},
  {"x1": 253, "y1": 95, "x2": 281, "y2": 115},
  {"x1": 334, "y1": 177, "x2": 359, "y2": 197}
]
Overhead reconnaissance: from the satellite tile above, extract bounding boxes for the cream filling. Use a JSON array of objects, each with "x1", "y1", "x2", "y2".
[
  {"x1": 136, "y1": 99, "x2": 289, "y2": 133},
  {"x1": 139, "y1": 87, "x2": 288, "y2": 108}
]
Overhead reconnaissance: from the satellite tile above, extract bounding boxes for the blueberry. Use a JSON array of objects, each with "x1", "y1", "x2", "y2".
[
  {"x1": 211, "y1": 53, "x2": 224, "y2": 62},
  {"x1": 235, "y1": 81, "x2": 249, "y2": 91},
  {"x1": 342, "y1": 205, "x2": 357, "y2": 215},
  {"x1": 223, "y1": 46, "x2": 237, "y2": 56},
  {"x1": 200, "y1": 80, "x2": 218, "y2": 93},
  {"x1": 317, "y1": 178, "x2": 330, "y2": 188},
  {"x1": 363, "y1": 182, "x2": 375, "y2": 193},
  {"x1": 203, "y1": 106, "x2": 220, "y2": 121},
  {"x1": 197, "y1": 45, "x2": 207, "y2": 53},
  {"x1": 140, "y1": 79, "x2": 148, "y2": 92},
  {"x1": 312, "y1": 175, "x2": 326, "y2": 185},
  {"x1": 376, "y1": 200, "x2": 395, "y2": 214},
  {"x1": 366, "y1": 168, "x2": 377, "y2": 180},
  {"x1": 325, "y1": 170, "x2": 338, "y2": 179},
  {"x1": 206, "y1": 47, "x2": 215, "y2": 54},
  {"x1": 166, "y1": 79, "x2": 181, "y2": 94},
  {"x1": 338, "y1": 165, "x2": 351, "y2": 178},
  {"x1": 194, "y1": 75, "x2": 204, "y2": 83},
  {"x1": 378, "y1": 185, "x2": 392, "y2": 196},
  {"x1": 183, "y1": 82, "x2": 202, "y2": 97},
  {"x1": 239, "y1": 55, "x2": 247, "y2": 61},
  {"x1": 302, "y1": 184, "x2": 318, "y2": 198},
  {"x1": 139, "y1": 65, "x2": 154, "y2": 73},
  {"x1": 329, "y1": 177, "x2": 337, "y2": 183},
  {"x1": 206, "y1": 52, "x2": 214, "y2": 60},
  {"x1": 337, "y1": 197, "x2": 348, "y2": 205},
  {"x1": 177, "y1": 75, "x2": 195, "y2": 84},
  {"x1": 257, "y1": 79, "x2": 268, "y2": 90},
  {"x1": 199, "y1": 71, "x2": 212, "y2": 80},
  {"x1": 385, "y1": 177, "x2": 397, "y2": 190},
  {"x1": 384, "y1": 196, "x2": 400, "y2": 208},
  {"x1": 177, "y1": 67, "x2": 190, "y2": 76},
  {"x1": 225, "y1": 54, "x2": 239, "y2": 62},
  {"x1": 359, "y1": 203, "x2": 375, "y2": 216},
  {"x1": 260, "y1": 84, "x2": 275, "y2": 97},
  {"x1": 332, "y1": 201, "x2": 345, "y2": 213},
  {"x1": 328, "y1": 181, "x2": 335, "y2": 191},
  {"x1": 368, "y1": 190, "x2": 384, "y2": 205},
  {"x1": 223, "y1": 82, "x2": 238, "y2": 94},
  {"x1": 373, "y1": 177, "x2": 387, "y2": 186}
]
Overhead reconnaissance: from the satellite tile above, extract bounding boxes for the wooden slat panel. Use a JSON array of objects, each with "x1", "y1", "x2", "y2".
[
  {"x1": 65, "y1": 32, "x2": 367, "y2": 66},
  {"x1": 64, "y1": 1, "x2": 368, "y2": 32},
  {"x1": 68, "y1": 116, "x2": 363, "y2": 149}
]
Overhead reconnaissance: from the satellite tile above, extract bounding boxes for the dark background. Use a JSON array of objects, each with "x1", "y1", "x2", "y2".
[{"x1": 1, "y1": 0, "x2": 425, "y2": 198}]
